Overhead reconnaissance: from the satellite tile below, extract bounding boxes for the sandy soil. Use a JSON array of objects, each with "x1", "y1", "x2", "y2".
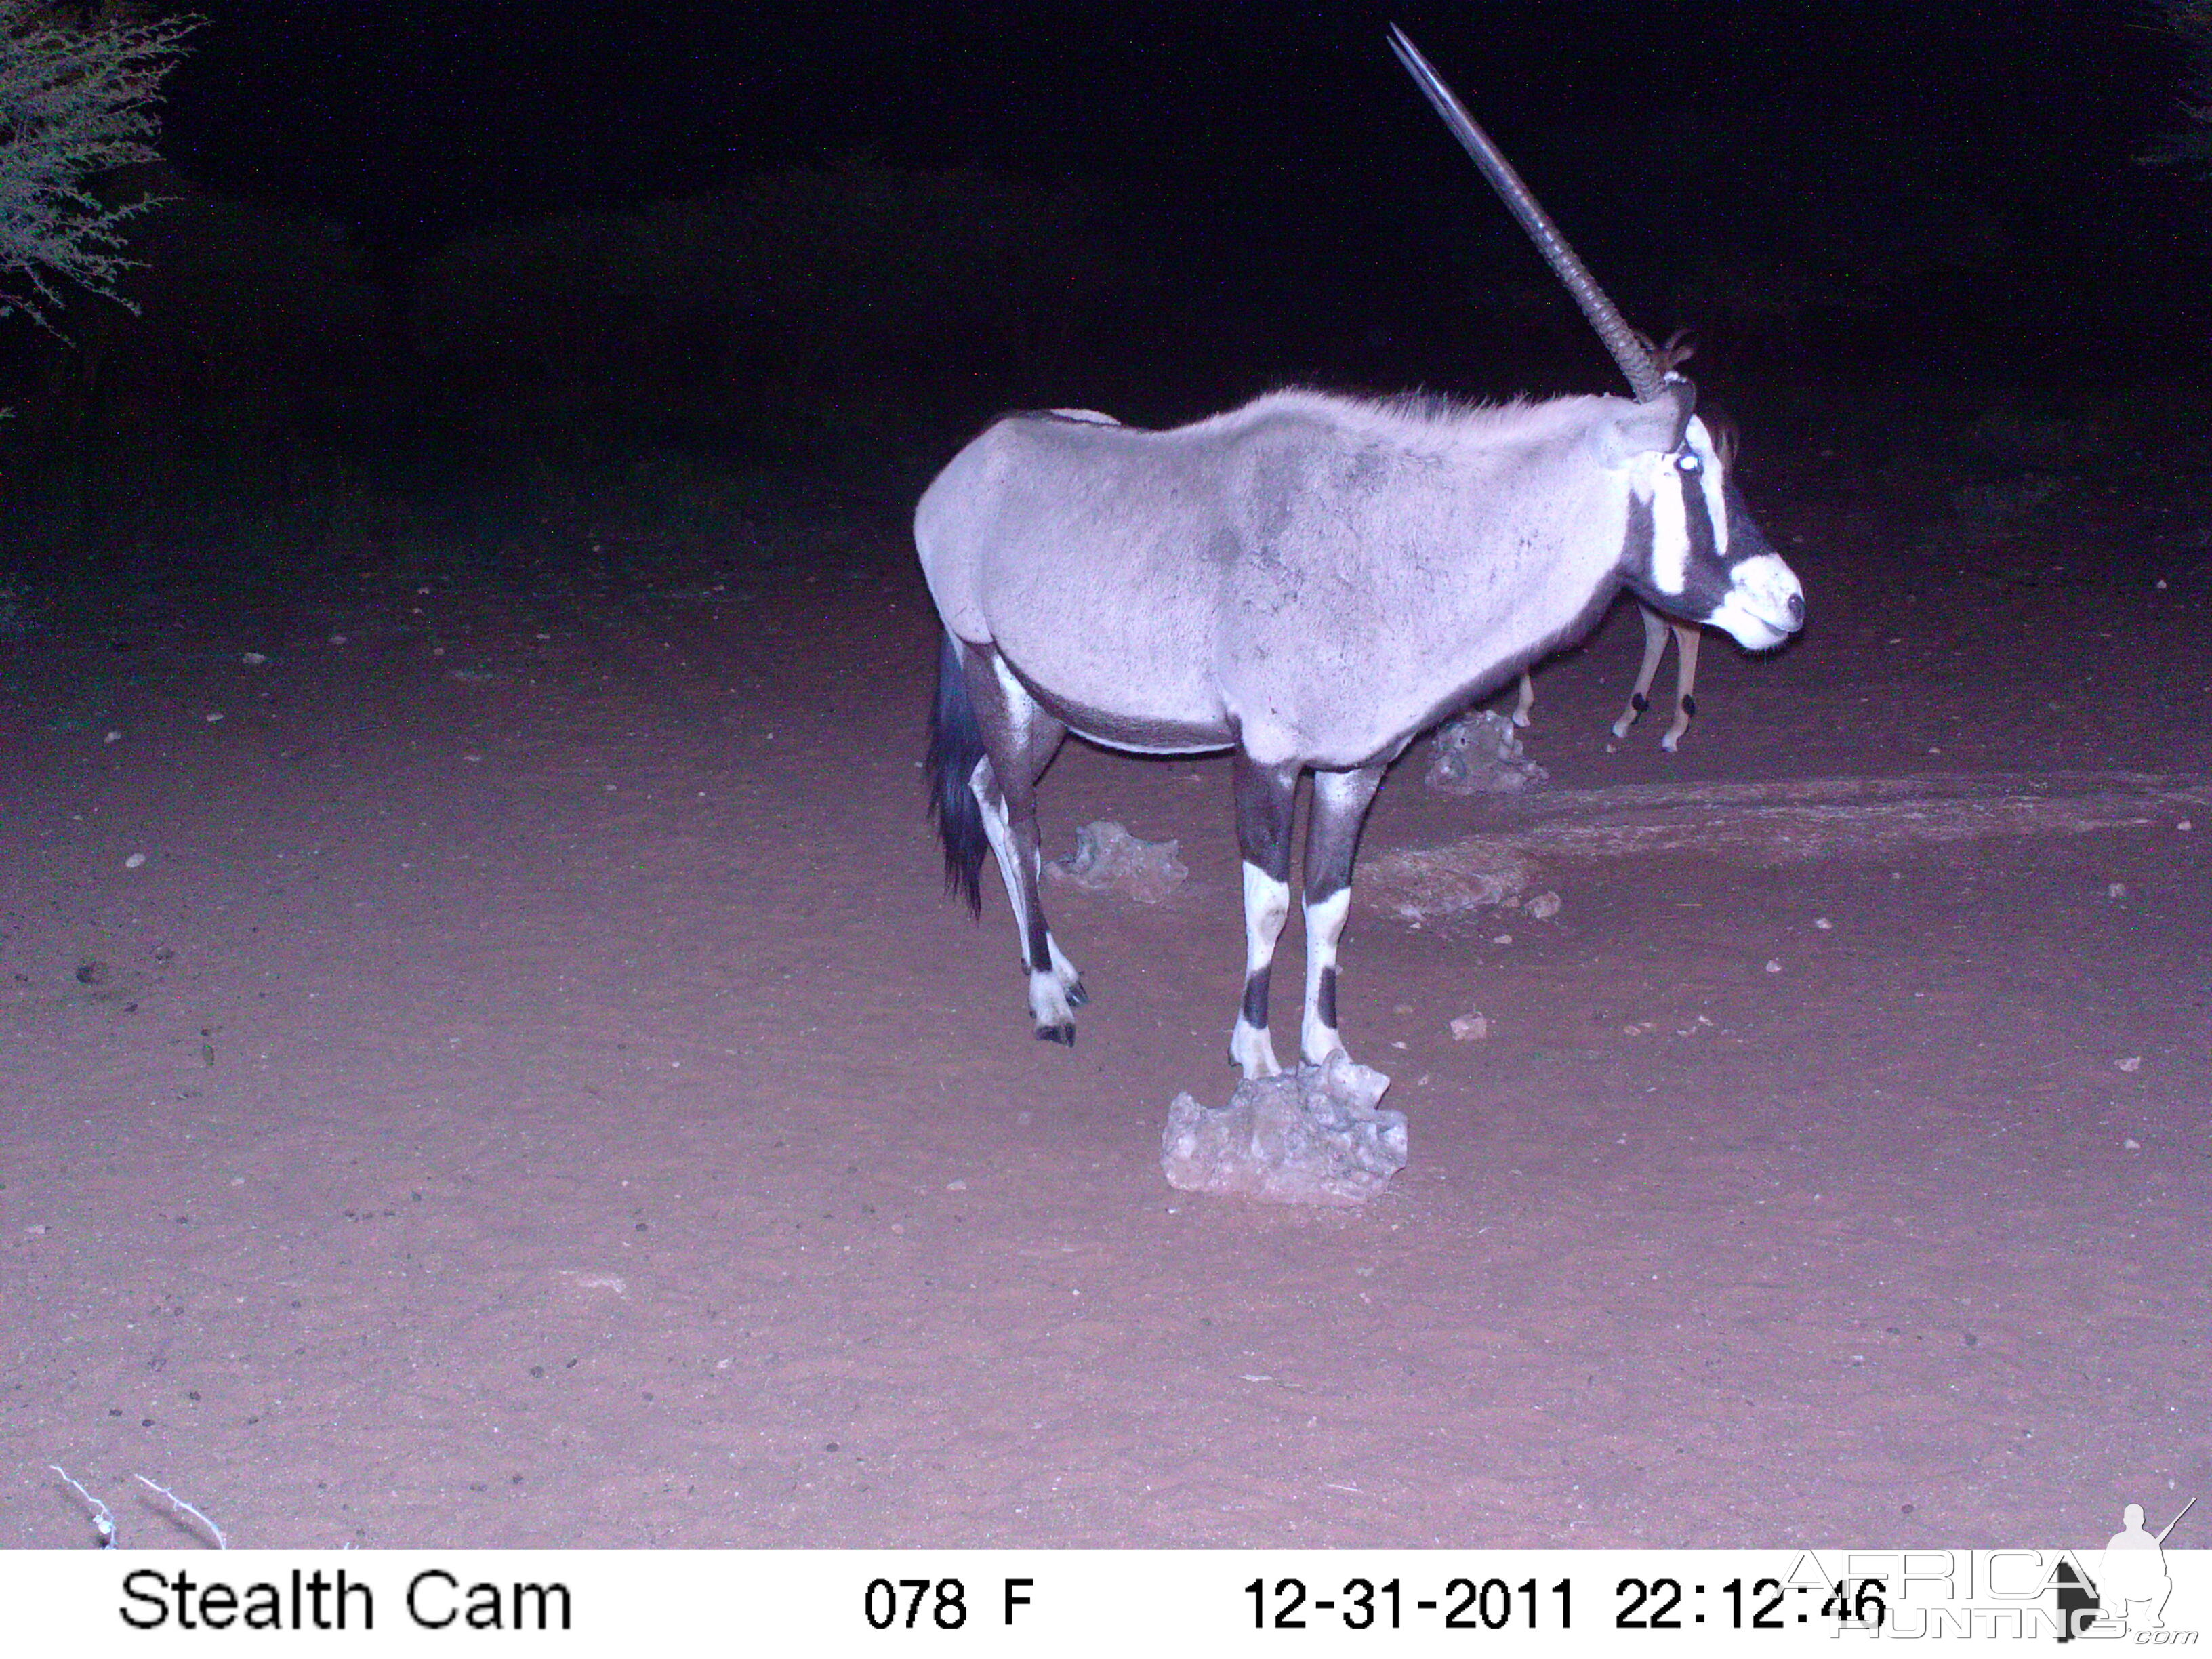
[{"x1": 2, "y1": 443, "x2": 2207, "y2": 1550}]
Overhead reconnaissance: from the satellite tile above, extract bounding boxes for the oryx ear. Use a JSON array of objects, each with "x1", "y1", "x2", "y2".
[
  {"x1": 1702, "y1": 405, "x2": 1740, "y2": 468},
  {"x1": 1595, "y1": 381, "x2": 1698, "y2": 468}
]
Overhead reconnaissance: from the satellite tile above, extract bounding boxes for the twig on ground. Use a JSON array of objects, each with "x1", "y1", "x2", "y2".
[
  {"x1": 134, "y1": 1473, "x2": 228, "y2": 1549},
  {"x1": 48, "y1": 1464, "x2": 117, "y2": 1548}
]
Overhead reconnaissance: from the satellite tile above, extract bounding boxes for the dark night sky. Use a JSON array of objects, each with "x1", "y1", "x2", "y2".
[
  {"x1": 159, "y1": 3, "x2": 2194, "y2": 255},
  {"x1": 107, "y1": 1, "x2": 2211, "y2": 416}
]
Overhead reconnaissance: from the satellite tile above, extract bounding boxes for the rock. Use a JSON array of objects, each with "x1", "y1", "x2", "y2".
[
  {"x1": 1425, "y1": 710, "x2": 1549, "y2": 795},
  {"x1": 1161, "y1": 1052, "x2": 1408, "y2": 1207},
  {"x1": 1449, "y1": 1011, "x2": 1488, "y2": 1042},
  {"x1": 1359, "y1": 840, "x2": 1536, "y2": 922},
  {"x1": 1047, "y1": 821, "x2": 1187, "y2": 903},
  {"x1": 1525, "y1": 890, "x2": 1561, "y2": 920}
]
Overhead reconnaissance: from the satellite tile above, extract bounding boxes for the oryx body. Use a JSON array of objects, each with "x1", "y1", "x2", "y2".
[
  {"x1": 922, "y1": 389, "x2": 1748, "y2": 772},
  {"x1": 916, "y1": 26, "x2": 1806, "y2": 1078},
  {"x1": 919, "y1": 382, "x2": 1800, "y2": 1076}
]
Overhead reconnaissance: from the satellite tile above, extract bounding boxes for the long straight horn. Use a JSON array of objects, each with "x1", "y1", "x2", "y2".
[{"x1": 1388, "y1": 23, "x2": 1665, "y2": 404}]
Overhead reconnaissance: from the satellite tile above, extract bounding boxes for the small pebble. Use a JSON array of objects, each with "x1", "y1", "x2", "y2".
[
  {"x1": 1525, "y1": 891, "x2": 1561, "y2": 920},
  {"x1": 328, "y1": 633, "x2": 348, "y2": 646},
  {"x1": 2123, "y1": 1139, "x2": 2142, "y2": 1151},
  {"x1": 104, "y1": 731, "x2": 121, "y2": 744},
  {"x1": 945, "y1": 1179, "x2": 967, "y2": 1192},
  {"x1": 2178, "y1": 819, "x2": 2193, "y2": 832},
  {"x1": 2107, "y1": 882, "x2": 2126, "y2": 899},
  {"x1": 2116, "y1": 1057, "x2": 2142, "y2": 1073},
  {"x1": 123, "y1": 853, "x2": 146, "y2": 869},
  {"x1": 204, "y1": 712, "x2": 224, "y2": 723},
  {"x1": 1765, "y1": 959, "x2": 1782, "y2": 974},
  {"x1": 1814, "y1": 917, "x2": 1832, "y2": 930},
  {"x1": 241, "y1": 652, "x2": 268, "y2": 665},
  {"x1": 1449, "y1": 1012, "x2": 1488, "y2": 1042}
]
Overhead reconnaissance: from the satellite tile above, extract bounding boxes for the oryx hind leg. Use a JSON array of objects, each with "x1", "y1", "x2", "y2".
[
  {"x1": 961, "y1": 648, "x2": 1082, "y2": 1044},
  {"x1": 1229, "y1": 753, "x2": 1298, "y2": 1079},
  {"x1": 1300, "y1": 765, "x2": 1383, "y2": 1066}
]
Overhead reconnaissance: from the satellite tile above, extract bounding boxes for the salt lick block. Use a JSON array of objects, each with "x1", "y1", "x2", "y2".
[{"x1": 1161, "y1": 1052, "x2": 1409, "y2": 1207}]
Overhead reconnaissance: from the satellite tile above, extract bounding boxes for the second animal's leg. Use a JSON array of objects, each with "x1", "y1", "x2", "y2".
[
  {"x1": 961, "y1": 648, "x2": 1080, "y2": 1044},
  {"x1": 1511, "y1": 672, "x2": 1534, "y2": 729},
  {"x1": 1611, "y1": 604, "x2": 1673, "y2": 741},
  {"x1": 1660, "y1": 623, "x2": 1702, "y2": 752},
  {"x1": 1300, "y1": 766, "x2": 1384, "y2": 1065},
  {"x1": 1229, "y1": 753, "x2": 1298, "y2": 1079}
]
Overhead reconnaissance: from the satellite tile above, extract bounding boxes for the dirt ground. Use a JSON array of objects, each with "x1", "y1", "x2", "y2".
[{"x1": 2, "y1": 436, "x2": 2208, "y2": 1551}]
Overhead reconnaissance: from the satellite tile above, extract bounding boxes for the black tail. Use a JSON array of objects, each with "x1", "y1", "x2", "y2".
[{"x1": 926, "y1": 630, "x2": 989, "y2": 916}]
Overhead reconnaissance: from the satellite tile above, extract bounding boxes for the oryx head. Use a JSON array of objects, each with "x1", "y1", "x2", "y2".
[{"x1": 1390, "y1": 26, "x2": 1805, "y2": 651}]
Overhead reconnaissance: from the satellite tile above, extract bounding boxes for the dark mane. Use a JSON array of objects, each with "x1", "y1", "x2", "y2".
[{"x1": 1372, "y1": 388, "x2": 1483, "y2": 422}]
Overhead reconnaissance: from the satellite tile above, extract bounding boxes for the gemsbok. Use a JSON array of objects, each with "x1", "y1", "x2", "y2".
[{"x1": 917, "y1": 26, "x2": 1805, "y2": 1076}]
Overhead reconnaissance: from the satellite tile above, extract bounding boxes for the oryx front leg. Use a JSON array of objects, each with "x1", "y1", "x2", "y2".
[
  {"x1": 1229, "y1": 754, "x2": 1297, "y2": 1079},
  {"x1": 1300, "y1": 766, "x2": 1383, "y2": 1066}
]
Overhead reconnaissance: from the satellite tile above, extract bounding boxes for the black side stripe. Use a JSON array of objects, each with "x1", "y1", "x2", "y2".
[
  {"x1": 1620, "y1": 491, "x2": 1654, "y2": 577},
  {"x1": 1680, "y1": 467, "x2": 1718, "y2": 570}
]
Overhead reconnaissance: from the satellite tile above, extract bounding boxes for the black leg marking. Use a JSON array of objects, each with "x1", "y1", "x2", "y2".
[
  {"x1": 1303, "y1": 767, "x2": 1381, "y2": 907},
  {"x1": 1023, "y1": 901, "x2": 1052, "y2": 988},
  {"x1": 1229, "y1": 750, "x2": 1300, "y2": 1077},
  {"x1": 1301, "y1": 766, "x2": 1383, "y2": 1065},
  {"x1": 1234, "y1": 751, "x2": 1297, "y2": 876},
  {"x1": 1241, "y1": 970, "x2": 1270, "y2": 1030}
]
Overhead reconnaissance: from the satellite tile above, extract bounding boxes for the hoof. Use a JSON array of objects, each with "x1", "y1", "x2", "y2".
[
  {"x1": 1065, "y1": 978, "x2": 1090, "y2": 1008},
  {"x1": 1035, "y1": 1022, "x2": 1076, "y2": 1047}
]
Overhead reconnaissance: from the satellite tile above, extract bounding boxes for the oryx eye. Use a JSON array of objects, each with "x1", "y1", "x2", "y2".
[{"x1": 1675, "y1": 453, "x2": 1702, "y2": 475}]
